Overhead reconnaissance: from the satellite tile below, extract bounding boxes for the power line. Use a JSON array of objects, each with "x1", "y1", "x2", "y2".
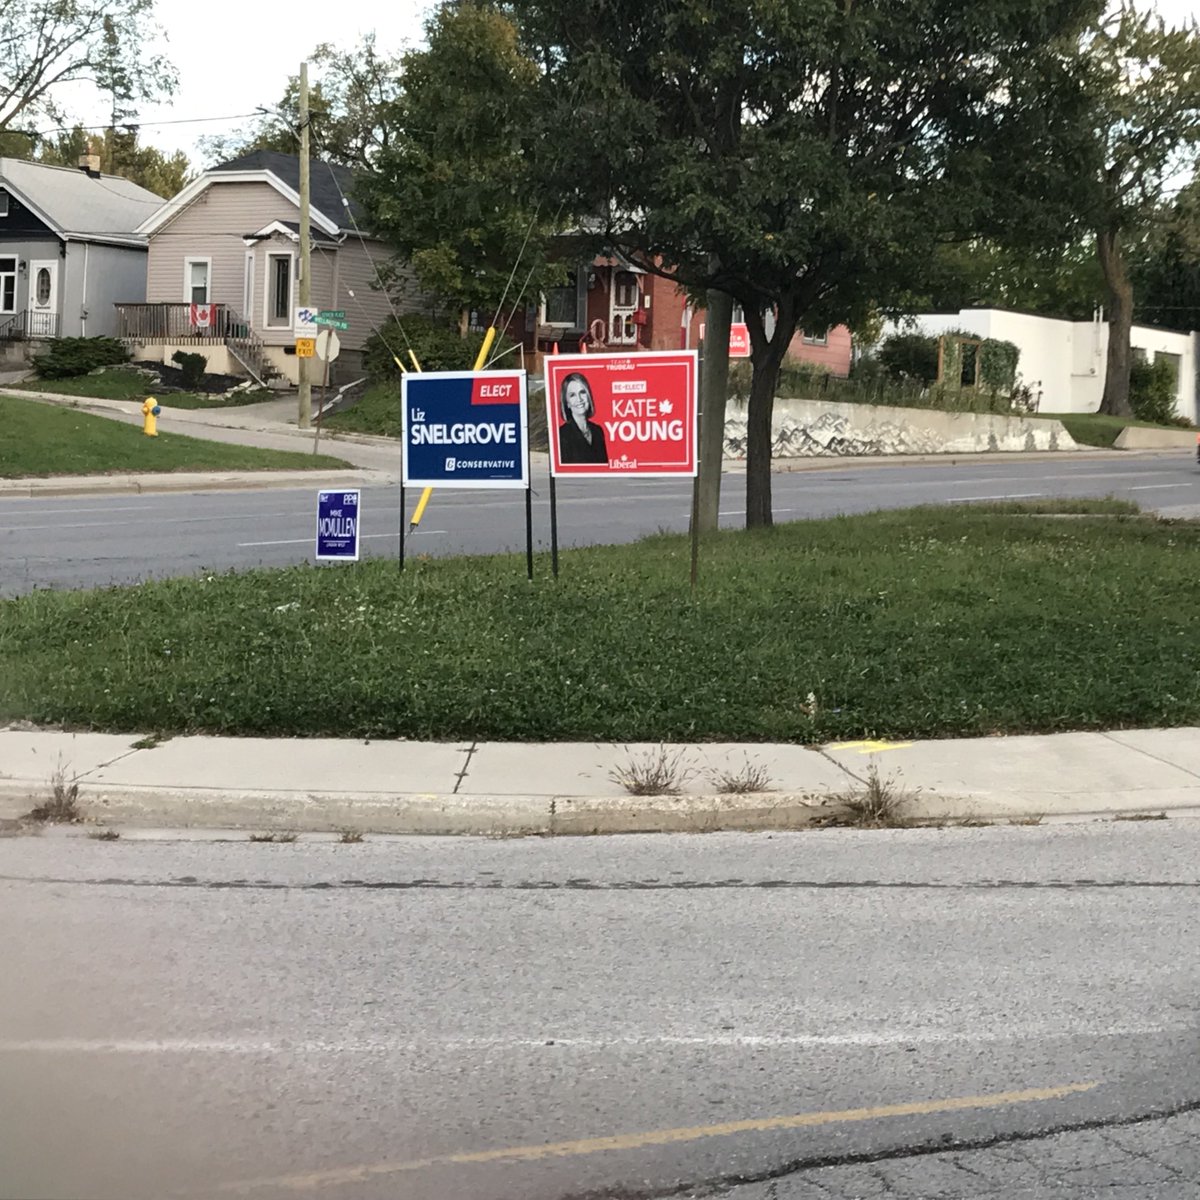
[{"x1": 28, "y1": 113, "x2": 263, "y2": 137}]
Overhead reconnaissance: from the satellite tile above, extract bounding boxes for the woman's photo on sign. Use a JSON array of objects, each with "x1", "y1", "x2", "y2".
[{"x1": 557, "y1": 371, "x2": 609, "y2": 464}]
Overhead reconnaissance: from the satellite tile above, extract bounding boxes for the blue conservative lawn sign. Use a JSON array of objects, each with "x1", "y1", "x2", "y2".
[
  {"x1": 401, "y1": 370, "x2": 529, "y2": 489},
  {"x1": 315, "y1": 489, "x2": 361, "y2": 561}
]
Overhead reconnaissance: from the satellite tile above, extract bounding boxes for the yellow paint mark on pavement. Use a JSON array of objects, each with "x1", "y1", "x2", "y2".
[
  {"x1": 222, "y1": 1081, "x2": 1097, "y2": 1193},
  {"x1": 829, "y1": 739, "x2": 914, "y2": 754}
]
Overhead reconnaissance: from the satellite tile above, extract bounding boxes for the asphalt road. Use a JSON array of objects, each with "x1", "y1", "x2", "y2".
[
  {"x1": 1, "y1": 821, "x2": 1199, "y2": 1200},
  {"x1": 2, "y1": 452, "x2": 1199, "y2": 595}
]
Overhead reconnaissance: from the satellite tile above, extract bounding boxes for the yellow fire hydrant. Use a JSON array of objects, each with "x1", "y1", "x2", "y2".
[{"x1": 141, "y1": 396, "x2": 161, "y2": 437}]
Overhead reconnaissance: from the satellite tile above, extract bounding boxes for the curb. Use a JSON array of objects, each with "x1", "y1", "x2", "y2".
[
  {"x1": 0, "y1": 781, "x2": 832, "y2": 836},
  {"x1": 0, "y1": 470, "x2": 387, "y2": 499},
  {"x1": 0, "y1": 780, "x2": 1190, "y2": 837}
]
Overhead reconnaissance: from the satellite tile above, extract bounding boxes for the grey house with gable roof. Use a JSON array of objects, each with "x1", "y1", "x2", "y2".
[
  {"x1": 124, "y1": 150, "x2": 417, "y2": 385},
  {"x1": 0, "y1": 153, "x2": 162, "y2": 344}
]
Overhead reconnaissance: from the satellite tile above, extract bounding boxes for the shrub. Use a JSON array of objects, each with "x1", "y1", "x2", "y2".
[
  {"x1": 363, "y1": 314, "x2": 520, "y2": 381},
  {"x1": 1130, "y1": 357, "x2": 1179, "y2": 426},
  {"x1": 877, "y1": 332, "x2": 939, "y2": 383},
  {"x1": 170, "y1": 350, "x2": 207, "y2": 389},
  {"x1": 35, "y1": 337, "x2": 129, "y2": 380},
  {"x1": 939, "y1": 329, "x2": 1020, "y2": 392}
]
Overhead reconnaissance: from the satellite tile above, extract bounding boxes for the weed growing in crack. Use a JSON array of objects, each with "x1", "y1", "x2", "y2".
[
  {"x1": 339, "y1": 829, "x2": 365, "y2": 844},
  {"x1": 248, "y1": 831, "x2": 299, "y2": 843},
  {"x1": 708, "y1": 756, "x2": 775, "y2": 795},
  {"x1": 827, "y1": 762, "x2": 914, "y2": 828},
  {"x1": 27, "y1": 757, "x2": 82, "y2": 823},
  {"x1": 609, "y1": 746, "x2": 697, "y2": 796}
]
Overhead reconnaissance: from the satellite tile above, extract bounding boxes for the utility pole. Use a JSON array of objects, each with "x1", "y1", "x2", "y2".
[{"x1": 298, "y1": 60, "x2": 312, "y2": 430}]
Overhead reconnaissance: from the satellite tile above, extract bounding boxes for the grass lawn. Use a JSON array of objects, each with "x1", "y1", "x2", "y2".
[
  {"x1": 16, "y1": 368, "x2": 275, "y2": 410},
  {"x1": 1034, "y1": 411, "x2": 1196, "y2": 448},
  {"x1": 3, "y1": 499, "x2": 1198, "y2": 743},
  {"x1": 0, "y1": 395, "x2": 350, "y2": 477},
  {"x1": 324, "y1": 382, "x2": 401, "y2": 437}
]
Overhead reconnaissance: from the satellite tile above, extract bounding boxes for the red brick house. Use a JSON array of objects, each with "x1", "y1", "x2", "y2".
[{"x1": 522, "y1": 253, "x2": 852, "y2": 375}]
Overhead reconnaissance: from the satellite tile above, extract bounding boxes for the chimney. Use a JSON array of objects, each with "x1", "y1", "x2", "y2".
[{"x1": 78, "y1": 140, "x2": 101, "y2": 177}]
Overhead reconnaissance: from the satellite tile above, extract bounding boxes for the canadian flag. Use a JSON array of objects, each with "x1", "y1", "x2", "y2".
[{"x1": 189, "y1": 304, "x2": 215, "y2": 330}]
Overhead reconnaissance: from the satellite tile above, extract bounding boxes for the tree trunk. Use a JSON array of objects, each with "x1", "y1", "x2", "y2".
[
  {"x1": 696, "y1": 288, "x2": 733, "y2": 534},
  {"x1": 1097, "y1": 229, "x2": 1134, "y2": 417},
  {"x1": 743, "y1": 305, "x2": 796, "y2": 528}
]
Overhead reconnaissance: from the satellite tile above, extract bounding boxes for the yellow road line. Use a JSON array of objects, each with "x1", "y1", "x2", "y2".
[
  {"x1": 222, "y1": 1081, "x2": 1097, "y2": 1193},
  {"x1": 828, "y1": 739, "x2": 914, "y2": 754}
]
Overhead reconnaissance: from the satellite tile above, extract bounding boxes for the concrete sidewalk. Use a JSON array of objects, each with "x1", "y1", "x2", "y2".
[{"x1": 2, "y1": 727, "x2": 1197, "y2": 836}]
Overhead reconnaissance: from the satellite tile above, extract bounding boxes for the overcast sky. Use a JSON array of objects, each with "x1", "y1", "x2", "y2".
[{"x1": 62, "y1": 0, "x2": 1199, "y2": 164}]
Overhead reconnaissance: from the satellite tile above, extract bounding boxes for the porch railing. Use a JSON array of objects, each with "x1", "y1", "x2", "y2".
[
  {"x1": 0, "y1": 310, "x2": 60, "y2": 341},
  {"x1": 113, "y1": 302, "x2": 250, "y2": 343},
  {"x1": 114, "y1": 302, "x2": 280, "y2": 387}
]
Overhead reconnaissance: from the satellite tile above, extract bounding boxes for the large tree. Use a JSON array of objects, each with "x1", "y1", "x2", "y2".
[
  {"x1": 37, "y1": 124, "x2": 190, "y2": 196},
  {"x1": 199, "y1": 35, "x2": 401, "y2": 169},
  {"x1": 515, "y1": 0, "x2": 1100, "y2": 526},
  {"x1": 1135, "y1": 172, "x2": 1200, "y2": 332},
  {"x1": 1084, "y1": 4, "x2": 1200, "y2": 416},
  {"x1": 360, "y1": 3, "x2": 563, "y2": 325},
  {"x1": 0, "y1": 0, "x2": 175, "y2": 135}
]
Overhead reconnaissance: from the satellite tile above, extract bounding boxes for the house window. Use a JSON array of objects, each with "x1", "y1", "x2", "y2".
[
  {"x1": 185, "y1": 259, "x2": 210, "y2": 305},
  {"x1": 0, "y1": 192, "x2": 9, "y2": 217},
  {"x1": 614, "y1": 270, "x2": 639, "y2": 309},
  {"x1": 0, "y1": 257, "x2": 15, "y2": 313},
  {"x1": 802, "y1": 329, "x2": 829, "y2": 346},
  {"x1": 267, "y1": 253, "x2": 292, "y2": 326},
  {"x1": 35, "y1": 267, "x2": 51, "y2": 306},
  {"x1": 543, "y1": 270, "x2": 581, "y2": 327}
]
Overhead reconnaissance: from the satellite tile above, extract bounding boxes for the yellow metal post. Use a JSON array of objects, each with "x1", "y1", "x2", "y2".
[{"x1": 409, "y1": 327, "x2": 498, "y2": 531}]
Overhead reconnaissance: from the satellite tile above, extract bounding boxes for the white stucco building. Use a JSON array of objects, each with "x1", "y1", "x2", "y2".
[{"x1": 887, "y1": 309, "x2": 1199, "y2": 422}]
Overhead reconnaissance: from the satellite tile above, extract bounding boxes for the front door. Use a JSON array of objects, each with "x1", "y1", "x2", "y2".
[{"x1": 28, "y1": 260, "x2": 58, "y2": 337}]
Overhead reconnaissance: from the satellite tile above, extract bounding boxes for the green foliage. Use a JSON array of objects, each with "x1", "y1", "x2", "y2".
[
  {"x1": 979, "y1": 339, "x2": 1021, "y2": 392},
  {"x1": 198, "y1": 35, "x2": 400, "y2": 170},
  {"x1": 1135, "y1": 173, "x2": 1200, "y2": 332},
  {"x1": 34, "y1": 125, "x2": 191, "y2": 197},
  {"x1": 1129, "y1": 357, "x2": 1180, "y2": 426},
  {"x1": 4, "y1": 502, "x2": 1199, "y2": 742},
  {"x1": 515, "y1": 0, "x2": 1099, "y2": 523},
  {"x1": 363, "y1": 314, "x2": 519, "y2": 380},
  {"x1": 360, "y1": 5, "x2": 562, "y2": 315},
  {"x1": 1079, "y1": 6, "x2": 1200, "y2": 413},
  {"x1": 170, "y1": 351, "x2": 206, "y2": 389},
  {"x1": 0, "y1": 0, "x2": 177, "y2": 133},
  {"x1": 0, "y1": 395, "x2": 349, "y2": 477},
  {"x1": 35, "y1": 337, "x2": 129, "y2": 380},
  {"x1": 911, "y1": 240, "x2": 1105, "y2": 321},
  {"x1": 937, "y1": 330, "x2": 1021, "y2": 392},
  {"x1": 878, "y1": 334, "x2": 939, "y2": 384}
]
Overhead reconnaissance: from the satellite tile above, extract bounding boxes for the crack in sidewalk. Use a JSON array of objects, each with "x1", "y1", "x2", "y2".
[{"x1": 453, "y1": 743, "x2": 478, "y2": 794}]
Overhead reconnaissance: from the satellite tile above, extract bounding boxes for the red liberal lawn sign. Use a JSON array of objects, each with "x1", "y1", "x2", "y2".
[
  {"x1": 729, "y1": 323, "x2": 751, "y2": 358},
  {"x1": 545, "y1": 350, "x2": 698, "y2": 478}
]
